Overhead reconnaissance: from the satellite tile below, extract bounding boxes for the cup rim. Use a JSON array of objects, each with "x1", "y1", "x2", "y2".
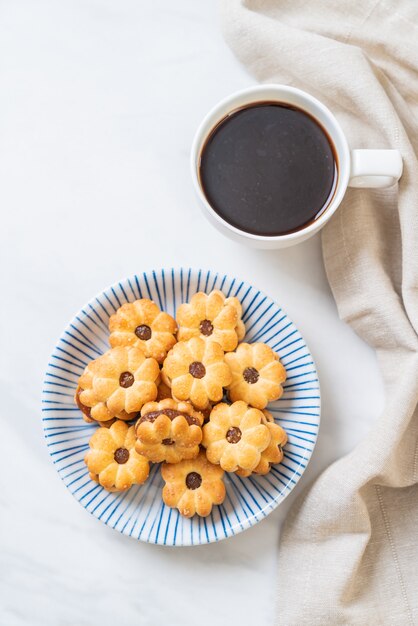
[{"x1": 190, "y1": 84, "x2": 350, "y2": 242}]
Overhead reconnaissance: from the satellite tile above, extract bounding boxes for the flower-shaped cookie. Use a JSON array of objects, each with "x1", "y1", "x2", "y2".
[
  {"x1": 109, "y1": 299, "x2": 177, "y2": 363},
  {"x1": 135, "y1": 398, "x2": 203, "y2": 463},
  {"x1": 162, "y1": 337, "x2": 232, "y2": 409},
  {"x1": 225, "y1": 343, "x2": 286, "y2": 409},
  {"x1": 85, "y1": 420, "x2": 150, "y2": 491},
  {"x1": 76, "y1": 346, "x2": 159, "y2": 423},
  {"x1": 202, "y1": 401, "x2": 271, "y2": 473},
  {"x1": 236, "y1": 410, "x2": 288, "y2": 477},
  {"x1": 161, "y1": 450, "x2": 225, "y2": 517},
  {"x1": 176, "y1": 290, "x2": 245, "y2": 352}
]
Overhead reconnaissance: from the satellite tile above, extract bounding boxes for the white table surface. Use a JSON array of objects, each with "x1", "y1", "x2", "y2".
[{"x1": 0, "y1": 2, "x2": 385, "y2": 625}]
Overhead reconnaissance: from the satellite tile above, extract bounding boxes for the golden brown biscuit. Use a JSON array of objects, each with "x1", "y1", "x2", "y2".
[
  {"x1": 225, "y1": 343, "x2": 286, "y2": 409},
  {"x1": 135, "y1": 398, "x2": 203, "y2": 463},
  {"x1": 161, "y1": 450, "x2": 225, "y2": 517},
  {"x1": 109, "y1": 299, "x2": 177, "y2": 363},
  {"x1": 176, "y1": 290, "x2": 244, "y2": 352},
  {"x1": 76, "y1": 346, "x2": 159, "y2": 423},
  {"x1": 162, "y1": 337, "x2": 232, "y2": 410},
  {"x1": 85, "y1": 420, "x2": 150, "y2": 491},
  {"x1": 202, "y1": 401, "x2": 271, "y2": 473},
  {"x1": 236, "y1": 410, "x2": 288, "y2": 476}
]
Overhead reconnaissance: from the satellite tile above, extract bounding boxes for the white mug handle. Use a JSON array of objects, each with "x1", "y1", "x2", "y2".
[{"x1": 349, "y1": 149, "x2": 403, "y2": 188}]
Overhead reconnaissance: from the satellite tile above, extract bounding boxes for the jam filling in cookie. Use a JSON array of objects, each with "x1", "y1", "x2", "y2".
[
  {"x1": 199, "y1": 319, "x2": 214, "y2": 336},
  {"x1": 185, "y1": 471, "x2": 202, "y2": 490},
  {"x1": 114, "y1": 447, "x2": 129, "y2": 464},
  {"x1": 119, "y1": 371, "x2": 134, "y2": 388},
  {"x1": 135, "y1": 324, "x2": 152, "y2": 340},
  {"x1": 189, "y1": 361, "x2": 206, "y2": 379},
  {"x1": 226, "y1": 426, "x2": 242, "y2": 444},
  {"x1": 138, "y1": 408, "x2": 200, "y2": 426},
  {"x1": 243, "y1": 367, "x2": 259, "y2": 384}
]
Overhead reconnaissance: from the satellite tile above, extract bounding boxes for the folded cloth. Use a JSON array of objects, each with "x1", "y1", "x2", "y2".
[{"x1": 221, "y1": 1, "x2": 418, "y2": 624}]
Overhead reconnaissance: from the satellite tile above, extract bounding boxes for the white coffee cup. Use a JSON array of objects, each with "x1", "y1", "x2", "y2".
[{"x1": 190, "y1": 84, "x2": 403, "y2": 249}]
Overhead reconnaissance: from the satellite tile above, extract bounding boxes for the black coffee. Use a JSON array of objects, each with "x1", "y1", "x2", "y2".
[{"x1": 199, "y1": 103, "x2": 337, "y2": 236}]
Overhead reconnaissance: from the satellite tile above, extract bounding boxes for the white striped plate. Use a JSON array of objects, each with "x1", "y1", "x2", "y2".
[{"x1": 42, "y1": 268, "x2": 320, "y2": 546}]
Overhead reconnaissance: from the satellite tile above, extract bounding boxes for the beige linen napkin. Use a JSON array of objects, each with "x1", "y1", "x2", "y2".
[{"x1": 221, "y1": 1, "x2": 418, "y2": 624}]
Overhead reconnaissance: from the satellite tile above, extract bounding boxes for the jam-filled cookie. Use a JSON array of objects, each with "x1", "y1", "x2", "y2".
[
  {"x1": 202, "y1": 401, "x2": 271, "y2": 473},
  {"x1": 76, "y1": 346, "x2": 159, "y2": 423},
  {"x1": 176, "y1": 290, "x2": 244, "y2": 352},
  {"x1": 109, "y1": 299, "x2": 177, "y2": 363},
  {"x1": 85, "y1": 420, "x2": 150, "y2": 491},
  {"x1": 225, "y1": 343, "x2": 286, "y2": 409},
  {"x1": 236, "y1": 410, "x2": 288, "y2": 476},
  {"x1": 161, "y1": 450, "x2": 225, "y2": 517},
  {"x1": 162, "y1": 337, "x2": 232, "y2": 410},
  {"x1": 135, "y1": 398, "x2": 203, "y2": 463}
]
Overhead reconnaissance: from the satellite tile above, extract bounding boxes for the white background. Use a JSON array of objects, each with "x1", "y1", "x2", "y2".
[{"x1": 0, "y1": 1, "x2": 384, "y2": 625}]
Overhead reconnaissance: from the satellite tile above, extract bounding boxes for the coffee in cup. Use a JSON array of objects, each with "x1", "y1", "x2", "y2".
[
  {"x1": 198, "y1": 102, "x2": 337, "y2": 236},
  {"x1": 191, "y1": 85, "x2": 403, "y2": 249}
]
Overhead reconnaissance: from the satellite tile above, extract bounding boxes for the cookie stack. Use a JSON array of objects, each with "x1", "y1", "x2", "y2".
[{"x1": 76, "y1": 290, "x2": 288, "y2": 518}]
